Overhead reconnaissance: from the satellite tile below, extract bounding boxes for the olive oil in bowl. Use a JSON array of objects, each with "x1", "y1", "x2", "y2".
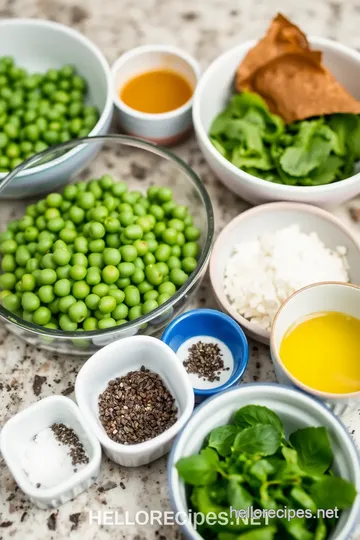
[{"x1": 280, "y1": 311, "x2": 360, "y2": 394}]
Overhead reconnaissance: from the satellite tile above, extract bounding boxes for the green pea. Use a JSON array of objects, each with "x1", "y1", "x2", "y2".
[
  {"x1": 182, "y1": 242, "x2": 199, "y2": 258},
  {"x1": 1, "y1": 239, "x2": 17, "y2": 254},
  {"x1": 92, "y1": 283, "x2": 109, "y2": 297},
  {"x1": 155, "y1": 262, "x2": 169, "y2": 277},
  {"x1": 116, "y1": 277, "x2": 130, "y2": 289},
  {"x1": 15, "y1": 246, "x2": 30, "y2": 267},
  {"x1": 142, "y1": 299, "x2": 158, "y2": 314},
  {"x1": 143, "y1": 252, "x2": 155, "y2": 266},
  {"x1": 158, "y1": 293, "x2": 171, "y2": 305},
  {"x1": 53, "y1": 249, "x2": 71, "y2": 266},
  {"x1": 89, "y1": 239, "x2": 105, "y2": 253},
  {"x1": 98, "y1": 295, "x2": 117, "y2": 314},
  {"x1": 131, "y1": 268, "x2": 145, "y2": 285},
  {"x1": 136, "y1": 216, "x2": 153, "y2": 233},
  {"x1": 120, "y1": 245, "x2": 137, "y2": 262},
  {"x1": 112, "y1": 303, "x2": 128, "y2": 320},
  {"x1": 170, "y1": 268, "x2": 188, "y2": 286},
  {"x1": 158, "y1": 281, "x2": 176, "y2": 296},
  {"x1": 99, "y1": 174, "x2": 114, "y2": 190},
  {"x1": 86, "y1": 266, "x2": 101, "y2": 286},
  {"x1": 69, "y1": 206, "x2": 85, "y2": 224},
  {"x1": 125, "y1": 224, "x2": 143, "y2": 240},
  {"x1": 88, "y1": 180, "x2": 102, "y2": 200},
  {"x1": 128, "y1": 305, "x2": 142, "y2": 321},
  {"x1": 26, "y1": 258, "x2": 40, "y2": 273},
  {"x1": 172, "y1": 205, "x2": 188, "y2": 220},
  {"x1": 124, "y1": 285, "x2": 140, "y2": 307},
  {"x1": 98, "y1": 317, "x2": 116, "y2": 329},
  {"x1": 63, "y1": 185, "x2": 78, "y2": 201},
  {"x1": 149, "y1": 204, "x2": 164, "y2": 221},
  {"x1": 168, "y1": 218, "x2": 185, "y2": 232},
  {"x1": 104, "y1": 217, "x2": 120, "y2": 234},
  {"x1": 155, "y1": 244, "x2": 171, "y2": 262},
  {"x1": 38, "y1": 285, "x2": 55, "y2": 303},
  {"x1": 1, "y1": 254, "x2": 16, "y2": 272},
  {"x1": 133, "y1": 203, "x2": 146, "y2": 217},
  {"x1": 167, "y1": 256, "x2": 181, "y2": 270},
  {"x1": 162, "y1": 228, "x2": 178, "y2": 245},
  {"x1": 88, "y1": 253, "x2": 104, "y2": 268},
  {"x1": 134, "y1": 257, "x2": 145, "y2": 270},
  {"x1": 143, "y1": 290, "x2": 158, "y2": 302},
  {"x1": 108, "y1": 288, "x2": 125, "y2": 304},
  {"x1": 162, "y1": 201, "x2": 176, "y2": 216},
  {"x1": 172, "y1": 245, "x2": 182, "y2": 257},
  {"x1": 41, "y1": 253, "x2": 56, "y2": 270},
  {"x1": 74, "y1": 236, "x2": 88, "y2": 254},
  {"x1": 119, "y1": 211, "x2": 134, "y2": 227},
  {"x1": 21, "y1": 273, "x2": 36, "y2": 292},
  {"x1": 105, "y1": 233, "x2": 121, "y2": 249},
  {"x1": 84, "y1": 292, "x2": 100, "y2": 311},
  {"x1": 54, "y1": 278, "x2": 71, "y2": 297},
  {"x1": 35, "y1": 216, "x2": 47, "y2": 231},
  {"x1": 72, "y1": 280, "x2": 90, "y2": 299},
  {"x1": 68, "y1": 301, "x2": 87, "y2": 323},
  {"x1": 56, "y1": 264, "x2": 71, "y2": 279},
  {"x1": 147, "y1": 186, "x2": 159, "y2": 201},
  {"x1": 59, "y1": 295, "x2": 77, "y2": 313},
  {"x1": 157, "y1": 187, "x2": 172, "y2": 202},
  {"x1": 83, "y1": 317, "x2": 98, "y2": 331},
  {"x1": 185, "y1": 225, "x2": 201, "y2": 241},
  {"x1": 70, "y1": 264, "x2": 87, "y2": 281},
  {"x1": 145, "y1": 264, "x2": 163, "y2": 286},
  {"x1": 59, "y1": 228, "x2": 77, "y2": 243},
  {"x1": 33, "y1": 306, "x2": 51, "y2": 326},
  {"x1": 22, "y1": 310, "x2": 34, "y2": 322},
  {"x1": 59, "y1": 314, "x2": 77, "y2": 331},
  {"x1": 102, "y1": 265, "x2": 120, "y2": 284},
  {"x1": 154, "y1": 222, "x2": 166, "y2": 237},
  {"x1": 118, "y1": 262, "x2": 135, "y2": 278},
  {"x1": 103, "y1": 247, "x2": 121, "y2": 266},
  {"x1": 182, "y1": 257, "x2": 197, "y2": 274},
  {"x1": 15, "y1": 267, "x2": 26, "y2": 280},
  {"x1": 138, "y1": 280, "x2": 153, "y2": 294},
  {"x1": 21, "y1": 291, "x2": 40, "y2": 312},
  {"x1": 24, "y1": 226, "x2": 38, "y2": 242},
  {"x1": 3, "y1": 293, "x2": 21, "y2": 313}
]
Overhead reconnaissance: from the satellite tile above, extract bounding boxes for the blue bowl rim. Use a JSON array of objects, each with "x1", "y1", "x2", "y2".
[
  {"x1": 167, "y1": 382, "x2": 360, "y2": 540},
  {"x1": 161, "y1": 308, "x2": 249, "y2": 396}
]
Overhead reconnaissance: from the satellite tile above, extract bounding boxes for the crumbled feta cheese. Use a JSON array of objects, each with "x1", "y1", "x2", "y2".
[{"x1": 224, "y1": 224, "x2": 350, "y2": 331}]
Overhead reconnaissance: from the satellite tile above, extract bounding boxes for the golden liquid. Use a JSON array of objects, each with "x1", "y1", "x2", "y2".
[
  {"x1": 120, "y1": 69, "x2": 193, "y2": 114},
  {"x1": 279, "y1": 311, "x2": 360, "y2": 394}
]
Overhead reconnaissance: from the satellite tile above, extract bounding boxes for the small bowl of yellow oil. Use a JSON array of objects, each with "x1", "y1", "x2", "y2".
[
  {"x1": 271, "y1": 281, "x2": 360, "y2": 416},
  {"x1": 111, "y1": 45, "x2": 200, "y2": 145}
]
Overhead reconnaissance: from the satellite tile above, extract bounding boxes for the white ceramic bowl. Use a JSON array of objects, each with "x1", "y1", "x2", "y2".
[
  {"x1": 210, "y1": 202, "x2": 360, "y2": 344},
  {"x1": 75, "y1": 336, "x2": 194, "y2": 467},
  {"x1": 0, "y1": 19, "x2": 113, "y2": 198},
  {"x1": 112, "y1": 45, "x2": 200, "y2": 145},
  {"x1": 0, "y1": 396, "x2": 102, "y2": 509},
  {"x1": 271, "y1": 282, "x2": 360, "y2": 416},
  {"x1": 168, "y1": 384, "x2": 360, "y2": 540},
  {"x1": 193, "y1": 38, "x2": 360, "y2": 208}
]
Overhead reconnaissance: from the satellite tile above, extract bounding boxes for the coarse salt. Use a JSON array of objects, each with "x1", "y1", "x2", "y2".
[
  {"x1": 21, "y1": 425, "x2": 88, "y2": 489},
  {"x1": 224, "y1": 224, "x2": 349, "y2": 331}
]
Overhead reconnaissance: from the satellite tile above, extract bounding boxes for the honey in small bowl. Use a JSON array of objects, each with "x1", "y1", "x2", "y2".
[{"x1": 120, "y1": 69, "x2": 193, "y2": 114}]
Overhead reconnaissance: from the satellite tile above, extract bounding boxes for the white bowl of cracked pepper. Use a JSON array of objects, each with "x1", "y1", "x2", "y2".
[{"x1": 75, "y1": 335, "x2": 194, "y2": 467}]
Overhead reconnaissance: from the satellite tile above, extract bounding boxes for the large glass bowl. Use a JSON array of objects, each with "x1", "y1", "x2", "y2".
[{"x1": 0, "y1": 136, "x2": 214, "y2": 355}]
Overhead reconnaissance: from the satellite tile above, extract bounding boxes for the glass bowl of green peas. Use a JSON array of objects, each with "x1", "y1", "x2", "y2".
[{"x1": 0, "y1": 135, "x2": 214, "y2": 355}]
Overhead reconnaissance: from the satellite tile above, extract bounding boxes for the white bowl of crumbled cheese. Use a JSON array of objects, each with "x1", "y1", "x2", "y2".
[{"x1": 210, "y1": 202, "x2": 360, "y2": 344}]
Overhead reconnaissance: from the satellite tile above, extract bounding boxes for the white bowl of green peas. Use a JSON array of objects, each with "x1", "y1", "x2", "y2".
[
  {"x1": 0, "y1": 135, "x2": 214, "y2": 355},
  {"x1": 0, "y1": 19, "x2": 113, "y2": 198}
]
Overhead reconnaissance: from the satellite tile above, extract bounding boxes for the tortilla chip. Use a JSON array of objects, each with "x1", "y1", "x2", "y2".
[{"x1": 235, "y1": 13, "x2": 360, "y2": 123}]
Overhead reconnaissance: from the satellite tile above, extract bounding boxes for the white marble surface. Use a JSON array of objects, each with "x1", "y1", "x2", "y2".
[{"x1": 1, "y1": 0, "x2": 360, "y2": 538}]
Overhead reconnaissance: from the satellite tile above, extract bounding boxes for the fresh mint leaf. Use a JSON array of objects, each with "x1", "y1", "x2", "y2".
[
  {"x1": 231, "y1": 147, "x2": 274, "y2": 171},
  {"x1": 233, "y1": 424, "x2": 281, "y2": 456},
  {"x1": 289, "y1": 427, "x2": 333, "y2": 475},
  {"x1": 290, "y1": 486, "x2": 317, "y2": 512},
  {"x1": 211, "y1": 138, "x2": 227, "y2": 157},
  {"x1": 176, "y1": 450, "x2": 218, "y2": 485},
  {"x1": 281, "y1": 517, "x2": 314, "y2": 540},
  {"x1": 237, "y1": 526, "x2": 277, "y2": 539},
  {"x1": 208, "y1": 425, "x2": 239, "y2": 457},
  {"x1": 279, "y1": 119, "x2": 332, "y2": 177},
  {"x1": 282, "y1": 446, "x2": 299, "y2": 465},
  {"x1": 227, "y1": 478, "x2": 253, "y2": 510},
  {"x1": 201, "y1": 446, "x2": 219, "y2": 466},
  {"x1": 234, "y1": 405, "x2": 284, "y2": 434},
  {"x1": 310, "y1": 476, "x2": 357, "y2": 509}
]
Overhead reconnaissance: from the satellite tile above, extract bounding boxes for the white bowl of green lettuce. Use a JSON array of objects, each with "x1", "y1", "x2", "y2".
[{"x1": 193, "y1": 38, "x2": 360, "y2": 208}]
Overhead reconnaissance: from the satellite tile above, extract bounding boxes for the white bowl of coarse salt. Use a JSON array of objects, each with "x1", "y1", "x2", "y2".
[{"x1": 210, "y1": 202, "x2": 360, "y2": 344}]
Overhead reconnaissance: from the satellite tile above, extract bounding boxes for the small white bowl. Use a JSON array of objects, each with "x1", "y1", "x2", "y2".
[
  {"x1": 0, "y1": 396, "x2": 101, "y2": 509},
  {"x1": 271, "y1": 281, "x2": 360, "y2": 416},
  {"x1": 111, "y1": 45, "x2": 200, "y2": 145},
  {"x1": 193, "y1": 38, "x2": 360, "y2": 208},
  {"x1": 210, "y1": 202, "x2": 360, "y2": 344},
  {"x1": 168, "y1": 384, "x2": 360, "y2": 540},
  {"x1": 0, "y1": 18, "x2": 113, "y2": 198},
  {"x1": 75, "y1": 335, "x2": 194, "y2": 467}
]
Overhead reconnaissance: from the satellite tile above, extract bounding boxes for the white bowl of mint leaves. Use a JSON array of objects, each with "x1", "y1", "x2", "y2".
[
  {"x1": 193, "y1": 38, "x2": 360, "y2": 207},
  {"x1": 168, "y1": 384, "x2": 360, "y2": 540}
]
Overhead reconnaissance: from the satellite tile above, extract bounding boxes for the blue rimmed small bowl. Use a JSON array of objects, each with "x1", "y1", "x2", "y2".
[{"x1": 161, "y1": 308, "x2": 248, "y2": 402}]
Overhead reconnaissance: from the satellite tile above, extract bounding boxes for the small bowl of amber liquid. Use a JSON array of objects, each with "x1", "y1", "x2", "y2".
[{"x1": 111, "y1": 45, "x2": 200, "y2": 145}]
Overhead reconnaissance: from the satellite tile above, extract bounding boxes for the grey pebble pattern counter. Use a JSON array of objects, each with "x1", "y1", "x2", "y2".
[{"x1": 1, "y1": 0, "x2": 360, "y2": 538}]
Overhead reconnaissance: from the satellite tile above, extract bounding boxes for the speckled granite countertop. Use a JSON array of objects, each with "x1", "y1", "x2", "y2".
[{"x1": 1, "y1": 0, "x2": 360, "y2": 538}]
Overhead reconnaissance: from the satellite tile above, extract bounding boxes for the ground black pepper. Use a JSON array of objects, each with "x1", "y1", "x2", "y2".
[
  {"x1": 98, "y1": 366, "x2": 178, "y2": 445},
  {"x1": 51, "y1": 423, "x2": 89, "y2": 466},
  {"x1": 183, "y1": 341, "x2": 229, "y2": 382}
]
